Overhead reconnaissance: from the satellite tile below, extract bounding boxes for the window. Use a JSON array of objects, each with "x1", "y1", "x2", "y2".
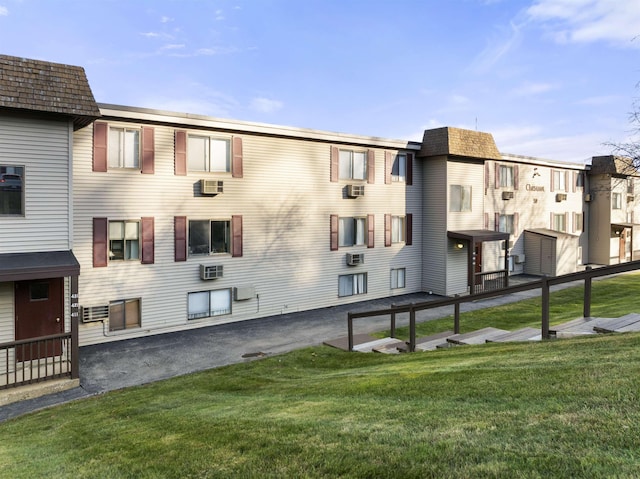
[
  {"x1": 499, "y1": 165, "x2": 514, "y2": 188},
  {"x1": 574, "y1": 212, "x2": 584, "y2": 233},
  {"x1": 612, "y1": 192, "x2": 622, "y2": 210},
  {"x1": 0, "y1": 165, "x2": 24, "y2": 215},
  {"x1": 188, "y1": 135, "x2": 230, "y2": 173},
  {"x1": 450, "y1": 185, "x2": 472, "y2": 212},
  {"x1": 498, "y1": 214, "x2": 515, "y2": 234},
  {"x1": 339, "y1": 149, "x2": 366, "y2": 180},
  {"x1": 109, "y1": 127, "x2": 140, "y2": 168},
  {"x1": 628, "y1": 178, "x2": 635, "y2": 195},
  {"x1": 553, "y1": 213, "x2": 566, "y2": 232},
  {"x1": 338, "y1": 273, "x2": 367, "y2": 297},
  {"x1": 189, "y1": 220, "x2": 230, "y2": 255},
  {"x1": 391, "y1": 216, "x2": 405, "y2": 243},
  {"x1": 391, "y1": 154, "x2": 407, "y2": 182},
  {"x1": 109, "y1": 298, "x2": 141, "y2": 331},
  {"x1": 339, "y1": 217, "x2": 366, "y2": 247},
  {"x1": 391, "y1": 268, "x2": 406, "y2": 289},
  {"x1": 109, "y1": 221, "x2": 140, "y2": 261},
  {"x1": 188, "y1": 289, "x2": 231, "y2": 319},
  {"x1": 576, "y1": 172, "x2": 585, "y2": 189},
  {"x1": 553, "y1": 170, "x2": 566, "y2": 191}
]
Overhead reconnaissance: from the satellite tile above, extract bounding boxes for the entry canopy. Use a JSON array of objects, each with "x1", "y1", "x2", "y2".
[
  {"x1": 447, "y1": 229, "x2": 510, "y2": 243},
  {"x1": 0, "y1": 251, "x2": 80, "y2": 282}
]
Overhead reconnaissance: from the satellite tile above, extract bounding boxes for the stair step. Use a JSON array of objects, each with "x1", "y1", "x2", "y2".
[
  {"x1": 487, "y1": 327, "x2": 541, "y2": 343},
  {"x1": 447, "y1": 327, "x2": 511, "y2": 345}
]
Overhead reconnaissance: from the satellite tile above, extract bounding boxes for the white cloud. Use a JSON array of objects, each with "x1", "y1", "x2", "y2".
[
  {"x1": 161, "y1": 16, "x2": 173, "y2": 23},
  {"x1": 511, "y1": 81, "x2": 558, "y2": 96},
  {"x1": 469, "y1": 20, "x2": 524, "y2": 73},
  {"x1": 250, "y1": 97, "x2": 283, "y2": 113},
  {"x1": 0, "y1": 6, "x2": 8, "y2": 16},
  {"x1": 527, "y1": 0, "x2": 640, "y2": 47},
  {"x1": 215, "y1": 9, "x2": 225, "y2": 21},
  {"x1": 141, "y1": 32, "x2": 160, "y2": 38}
]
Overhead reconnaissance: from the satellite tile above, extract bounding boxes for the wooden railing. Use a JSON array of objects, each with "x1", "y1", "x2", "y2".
[
  {"x1": 0, "y1": 332, "x2": 73, "y2": 389},
  {"x1": 472, "y1": 269, "x2": 508, "y2": 294},
  {"x1": 347, "y1": 261, "x2": 640, "y2": 352}
]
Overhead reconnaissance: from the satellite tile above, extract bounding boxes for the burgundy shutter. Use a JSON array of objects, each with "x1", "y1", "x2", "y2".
[
  {"x1": 232, "y1": 215, "x2": 243, "y2": 257},
  {"x1": 330, "y1": 215, "x2": 339, "y2": 251},
  {"x1": 232, "y1": 136, "x2": 243, "y2": 178},
  {"x1": 551, "y1": 170, "x2": 555, "y2": 192},
  {"x1": 514, "y1": 213, "x2": 519, "y2": 235},
  {"x1": 93, "y1": 122, "x2": 108, "y2": 172},
  {"x1": 484, "y1": 212, "x2": 489, "y2": 230},
  {"x1": 93, "y1": 217, "x2": 108, "y2": 267},
  {"x1": 406, "y1": 153, "x2": 413, "y2": 186},
  {"x1": 564, "y1": 171, "x2": 570, "y2": 192},
  {"x1": 141, "y1": 217, "x2": 155, "y2": 264},
  {"x1": 174, "y1": 216, "x2": 187, "y2": 262},
  {"x1": 405, "y1": 213, "x2": 413, "y2": 246},
  {"x1": 385, "y1": 152, "x2": 392, "y2": 184},
  {"x1": 485, "y1": 162, "x2": 489, "y2": 191},
  {"x1": 550, "y1": 212, "x2": 554, "y2": 229},
  {"x1": 514, "y1": 165, "x2": 519, "y2": 190},
  {"x1": 367, "y1": 149, "x2": 375, "y2": 184},
  {"x1": 367, "y1": 214, "x2": 375, "y2": 248},
  {"x1": 174, "y1": 130, "x2": 187, "y2": 176},
  {"x1": 384, "y1": 214, "x2": 391, "y2": 247},
  {"x1": 495, "y1": 163, "x2": 500, "y2": 188},
  {"x1": 141, "y1": 127, "x2": 155, "y2": 174},
  {"x1": 572, "y1": 172, "x2": 577, "y2": 193},
  {"x1": 330, "y1": 146, "x2": 339, "y2": 182},
  {"x1": 495, "y1": 213, "x2": 500, "y2": 231}
]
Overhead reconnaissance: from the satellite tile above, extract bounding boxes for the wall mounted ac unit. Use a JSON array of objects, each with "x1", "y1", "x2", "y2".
[
  {"x1": 584, "y1": 193, "x2": 592, "y2": 202},
  {"x1": 346, "y1": 253, "x2": 364, "y2": 266},
  {"x1": 628, "y1": 195, "x2": 635, "y2": 202},
  {"x1": 347, "y1": 184, "x2": 365, "y2": 198},
  {"x1": 555, "y1": 193, "x2": 567, "y2": 202},
  {"x1": 514, "y1": 254, "x2": 526, "y2": 264},
  {"x1": 234, "y1": 286, "x2": 256, "y2": 301},
  {"x1": 201, "y1": 179, "x2": 223, "y2": 195},
  {"x1": 200, "y1": 264, "x2": 223, "y2": 280},
  {"x1": 81, "y1": 304, "x2": 109, "y2": 323},
  {"x1": 502, "y1": 191, "x2": 514, "y2": 200}
]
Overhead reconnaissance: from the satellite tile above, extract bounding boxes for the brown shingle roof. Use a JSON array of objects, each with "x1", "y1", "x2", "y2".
[
  {"x1": 0, "y1": 54, "x2": 100, "y2": 129},
  {"x1": 590, "y1": 155, "x2": 638, "y2": 176},
  {"x1": 419, "y1": 126, "x2": 502, "y2": 160}
]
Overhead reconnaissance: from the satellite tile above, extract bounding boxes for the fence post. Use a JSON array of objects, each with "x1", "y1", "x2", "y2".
[
  {"x1": 541, "y1": 276, "x2": 550, "y2": 340},
  {"x1": 583, "y1": 266, "x2": 592, "y2": 319},
  {"x1": 454, "y1": 294, "x2": 460, "y2": 334},
  {"x1": 347, "y1": 313, "x2": 354, "y2": 352},
  {"x1": 390, "y1": 304, "x2": 396, "y2": 338},
  {"x1": 409, "y1": 307, "x2": 416, "y2": 352}
]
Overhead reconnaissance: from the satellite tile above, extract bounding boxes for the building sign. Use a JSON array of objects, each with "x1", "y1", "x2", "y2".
[{"x1": 526, "y1": 184, "x2": 545, "y2": 192}]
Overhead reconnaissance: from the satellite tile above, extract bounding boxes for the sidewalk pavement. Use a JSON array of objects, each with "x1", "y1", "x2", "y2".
[{"x1": 0, "y1": 275, "x2": 567, "y2": 422}]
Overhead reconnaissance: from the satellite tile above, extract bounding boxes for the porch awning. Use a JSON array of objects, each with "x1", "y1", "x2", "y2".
[
  {"x1": 525, "y1": 228, "x2": 579, "y2": 239},
  {"x1": 0, "y1": 250, "x2": 80, "y2": 282},
  {"x1": 447, "y1": 229, "x2": 510, "y2": 243}
]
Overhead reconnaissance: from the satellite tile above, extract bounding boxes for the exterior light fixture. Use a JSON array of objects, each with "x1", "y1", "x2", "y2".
[{"x1": 456, "y1": 242, "x2": 464, "y2": 249}]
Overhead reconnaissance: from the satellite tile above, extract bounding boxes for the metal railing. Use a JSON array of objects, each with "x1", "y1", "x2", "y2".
[
  {"x1": 472, "y1": 269, "x2": 508, "y2": 294},
  {"x1": 347, "y1": 261, "x2": 640, "y2": 352},
  {"x1": 0, "y1": 332, "x2": 73, "y2": 389}
]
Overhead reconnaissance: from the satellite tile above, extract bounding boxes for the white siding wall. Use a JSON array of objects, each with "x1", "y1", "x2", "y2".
[
  {"x1": 421, "y1": 157, "x2": 447, "y2": 295},
  {"x1": 74, "y1": 120, "x2": 422, "y2": 345},
  {"x1": 0, "y1": 116, "x2": 71, "y2": 253}
]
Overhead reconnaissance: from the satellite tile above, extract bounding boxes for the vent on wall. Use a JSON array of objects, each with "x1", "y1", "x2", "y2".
[
  {"x1": 502, "y1": 191, "x2": 514, "y2": 200},
  {"x1": 555, "y1": 193, "x2": 567, "y2": 202},
  {"x1": 201, "y1": 179, "x2": 223, "y2": 195},
  {"x1": 200, "y1": 264, "x2": 223, "y2": 280},
  {"x1": 347, "y1": 184, "x2": 365, "y2": 198},
  {"x1": 346, "y1": 253, "x2": 364, "y2": 266},
  {"x1": 81, "y1": 305, "x2": 109, "y2": 323},
  {"x1": 584, "y1": 193, "x2": 592, "y2": 202}
]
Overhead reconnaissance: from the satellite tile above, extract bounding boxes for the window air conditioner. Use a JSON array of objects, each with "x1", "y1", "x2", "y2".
[
  {"x1": 555, "y1": 193, "x2": 567, "y2": 202},
  {"x1": 502, "y1": 191, "x2": 514, "y2": 200},
  {"x1": 628, "y1": 195, "x2": 635, "y2": 202},
  {"x1": 81, "y1": 304, "x2": 109, "y2": 323},
  {"x1": 234, "y1": 286, "x2": 256, "y2": 301},
  {"x1": 347, "y1": 184, "x2": 365, "y2": 198},
  {"x1": 584, "y1": 193, "x2": 592, "y2": 202},
  {"x1": 346, "y1": 253, "x2": 365, "y2": 266},
  {"x1": 201, "y1": 179, "x2": 223, "y2": 195},
  {"x1": 200, "y1": 264, "x2": 223, "y2": 280},
  {"x1": 515, "y1": 254, "x2": 526, "y2": 264}
]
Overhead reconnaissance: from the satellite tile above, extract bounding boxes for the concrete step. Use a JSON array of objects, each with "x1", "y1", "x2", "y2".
[
  {"x1": 550, "y1": 317, "x2": 614, "y2": 337},
  {"x1": 447, "y1": 327, "x2": 511, "y2": 345},
  {"x1": 352, "y1": 337, "x2": 400, "y2": 353},
  {"x1": 372, "y1": 340, "x2": 407, "y2": 354},
  {"x1": 487, "y1": 327, "x2": 541, "y2": 343},
  {"x1": 414, "y1": 331, "x2": 455, "y2": 351},
  {"x1": 594, "y1": 313, "x2": 640, "y2": 333}
]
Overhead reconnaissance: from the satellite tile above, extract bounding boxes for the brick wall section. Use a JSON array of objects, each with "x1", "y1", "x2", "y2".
[
  {"x1": 0, "y1": 54, "x2": 100, "y2": 129},
  {"x1": 419, "y1": 126, "x2": 501, "y2": 160}
]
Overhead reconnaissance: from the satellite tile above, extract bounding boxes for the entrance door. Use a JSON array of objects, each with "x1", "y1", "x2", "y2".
[
  {"x1": 15, "y1": 278, "x2": 64, "y2": 361},
  {"x1": 540, "y1": 237, "x2": 555, "y2": 276}
]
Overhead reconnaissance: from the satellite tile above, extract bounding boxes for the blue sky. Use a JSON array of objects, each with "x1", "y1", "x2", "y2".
[{"x1": 0, "y1": 0, "x2": 639, "y2": 163}]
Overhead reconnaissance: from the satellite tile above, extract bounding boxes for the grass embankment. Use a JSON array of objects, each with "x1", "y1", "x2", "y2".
[{"x1": 1, "y1": 274, "x2": 640, "y2": 478}]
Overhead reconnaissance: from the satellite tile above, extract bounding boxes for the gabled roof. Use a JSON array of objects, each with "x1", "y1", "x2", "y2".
[
  {"x1": 419, "y1": 126, "x2": 502, "y2": 161},
  {"x1": 0, "y1": 54, "x2": 100, "y2": 130}
]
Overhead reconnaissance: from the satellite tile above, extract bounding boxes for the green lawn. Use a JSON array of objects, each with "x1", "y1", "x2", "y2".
[{"x1": 1, "y1": 275, "x2": 640, "y2": 478}]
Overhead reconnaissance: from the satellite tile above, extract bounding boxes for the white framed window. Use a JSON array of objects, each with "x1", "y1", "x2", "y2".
[
  {"x1": 109, "y1": 127, "x2": 140, "y2": 168},
  {"x1": 553, "y1": 213, "x2": 566, "y2": 232},
  {"x1": 391, "y1": 154, "x2": 407, "y2": 182},
  {"x1": 338, "y1": 273, "x2": 367, "y2": 297},
  {"x1": 189, "y1": 220, "x2": 231, "y2": 255},
  {"x1": 188, "y1": 135, "x2": 230, "y2": 173},
  {"x1": 553, "y1": 170, "x2": 566, "y2": 191},
  {"x1": 576, "y1": 172, "x2": 585, "y2": 189},
  {"x1": 391, "y1": 216, "x2": 405, "y2": 243},
  {"x1": 339, "y1": 217, "x2": 366, "y2": 247},
  {"x1": 339, "y1": 149, "x2": 367, "y2": 180},
  {"x1": 188, "y1": 289, "x2": 231, "y2": 320},
  {"x1": 391, "y1": 268, "x2": 406, "y2": 289},
  {"x1": 0, "y1": 165, "x2": 24, "y2": 216},
  {"x1": 574, "y1": 212, "x2": 584, "y2": 233},
  {"x1": 109, "y1": 220, "x2": 140, "y2": 261},
  {"x1": 450, "y1": 185, "x2": 472, "y2": 212},
  {"x1": 498, "y1": 214, "x2": 514, "y2": 234},
  {"x1": 612, "y1": 192, "x2": 622, "y2": 210},
  {"x1": 109, "y1": 298, "x2": 141, "y2": 331},
  {"x1": 499, "y1": 165, "x2": 514, "y2": 188}
]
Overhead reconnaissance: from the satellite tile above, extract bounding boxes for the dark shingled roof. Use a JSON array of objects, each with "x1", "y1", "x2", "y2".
[
  {"x1": 590, "y1": 155, "x2": 638, "y2": 177},
  {"x1": 419, "y1": 126, "x2": 502, "y2": 160},
  {"x1": 0, "y1": 54, "x2": 100, "y2": 130}
]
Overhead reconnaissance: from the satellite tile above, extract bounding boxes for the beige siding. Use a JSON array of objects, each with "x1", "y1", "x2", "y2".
[
  {"x1": 0, "y1": 282, "x2": 13, "y2": 344},
  {"x1": 421, "y1": 157, "x2": 447, "y2": 295},
  {"x1": 0, "y1": 116, "x2": 72, "y2": 253},
  {"x1": 74, "y1": 119, "x2": 422, "y2": 345}
]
